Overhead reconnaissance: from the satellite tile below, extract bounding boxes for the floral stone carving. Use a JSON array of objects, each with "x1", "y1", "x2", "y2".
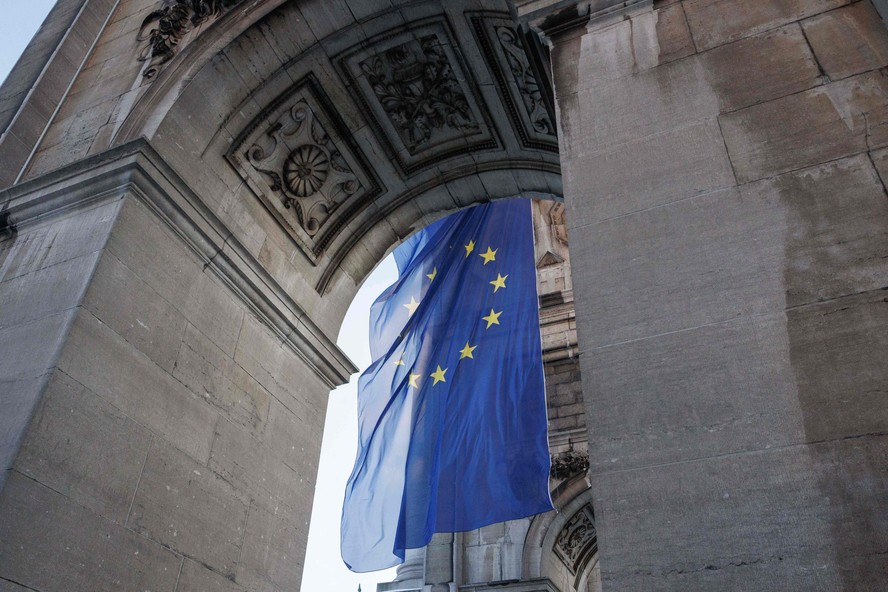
[
  {"x1": 228, "y1": 75, "x2": 380, "y2": 263},
  {"x1": 138, "y1": 0, "x2": 243, "y2": 79},
  {"x1": 553, "y1": 505, "x2": 597, "y2": 576},
  {"x1": 245, "y1": 101, "x2": 361, "y2": 237},
  {"x1": 360, "y1": 35, "x2": 480, "y2": 153}
]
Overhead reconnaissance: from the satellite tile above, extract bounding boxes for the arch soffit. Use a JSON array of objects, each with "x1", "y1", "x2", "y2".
[{"x1": 130, "y1": 0, "x2": 562, "y2": 296}]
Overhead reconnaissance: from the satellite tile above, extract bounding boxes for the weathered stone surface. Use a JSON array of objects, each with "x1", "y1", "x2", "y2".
[
  {"x1": 586, "y1": 314, "x2": 804, "y2": 473},
  {"x1": 788, "y1": 289, "x2": 888, "y2": 443},
  {"x1": 237, "y1": 501, "x2": 304, "y2": 592},
  {"x1": 0, "y1": 251, "x2": 99, "y2": 331},
  {"x1": 0, "y1": 374, "x2": 47, "y2": 483},
  {"x1": 84, "y1": 250, "x2": 186, "y2": 373},
  {"x1": 172, "y1": 323, "x2": 271, "y2": 436},
  {"x1": 563, "y1": 119, "x2": 735, "y2": 228},
  {"x1": 751, "y1": 153, "x2": 888, "y2": 308},
  {"x1": 656, "y1": 1, "x2": 696, "y2": 64},
  {"x1": 0, "y1": 199, "x2": 119, "y2": 284},
  {"x1": 14, "y1": 370, "x2": 152, "y2": 524},
  {"x1": 0, "y1": 311, "x2": 73, "y2": 381},
  {"x1": 683, "y1": 0, "x2": 850, "y2": 51},
  {"x1": 106, "y1": 198, "x2": 245, "y2": 357},
  {"x1": 128, "y1": 441, "x2": 248, "y2": 578},
  {"x1": 0, "y1": 471, "x2": 180, "y2": 592},
  {"x1": 720, "y1": 71, "x2": 888, "y2": 183},
  {"x1": 177, "y1": 559, "x2": 247, "y2": 592},
  {"x1": 594, "y1": 436, "x2": 888, "y2": 590},
  {"x1": 802, "y1": 1, "x2": 888, "y2": 80},
  {"x1": 57, "y1": 311, "x2": 217, "y2": 463},
  {"x1": 209, "y1": 417, "x2": 309, "y2": 514},
  {"x1": 700, "y1": 24, "x2": 821, "y2": 112}
]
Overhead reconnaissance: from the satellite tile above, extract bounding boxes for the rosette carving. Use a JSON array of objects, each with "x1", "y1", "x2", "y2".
[{"x1": 245, "y1": 102, "x2": 362, "y2": 237}]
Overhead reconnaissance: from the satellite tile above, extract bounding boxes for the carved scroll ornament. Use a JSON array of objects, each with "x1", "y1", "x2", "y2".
[
  {"x1": 138, "y1": 0, "x2": 243, "y2": 79},
  {"x1": 553, "y1": 505, "x2": 597, "y2": 576},
  {"x1": 495, "y1": 25, "x2": 555, "y2": 137},
  {"x1": 245, "y1": 100, "x2": 362, "y2": 237}
]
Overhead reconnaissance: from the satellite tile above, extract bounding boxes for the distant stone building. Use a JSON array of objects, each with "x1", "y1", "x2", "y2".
[{"x1": 2, "y1": 1, "x2": 888, "y2": 591}]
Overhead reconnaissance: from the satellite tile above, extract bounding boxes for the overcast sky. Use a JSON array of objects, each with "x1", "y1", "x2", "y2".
[{"x1": 0, "y1": 6, "x2": 400, "y2": 591}]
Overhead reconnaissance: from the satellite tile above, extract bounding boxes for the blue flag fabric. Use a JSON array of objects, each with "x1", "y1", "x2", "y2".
[{"x1": 340, "y1": 198, "x2": 552, "y2": 572}]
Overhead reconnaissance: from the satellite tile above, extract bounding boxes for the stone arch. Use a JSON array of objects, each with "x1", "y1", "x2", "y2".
[
  {"x1": 97, "y1": 0, "x2": 562, "y2": 337},
  {"x1": 524, "y1": 481, "x2": 601, "y2": 592}
]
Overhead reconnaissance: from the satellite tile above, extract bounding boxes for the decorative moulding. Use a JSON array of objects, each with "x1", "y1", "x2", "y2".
[
  {"x1": 226, "y1": 74, "x2": 383, "y2": 264},
  {"x1": 0, "y1": 139, "x2": 357, "y2": 388},
  {"x1": 471, "y1": 14, "x2": 558, "y2": 153}
]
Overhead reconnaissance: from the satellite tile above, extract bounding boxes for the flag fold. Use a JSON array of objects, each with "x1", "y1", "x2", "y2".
[{"x1": 341, "y1": 198, "x2": 552, "y2": 572}]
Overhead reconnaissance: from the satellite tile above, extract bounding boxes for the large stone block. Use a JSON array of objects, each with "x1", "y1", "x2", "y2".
[
  {"x1": 749, "y1": 153, "x2": 888, "y2": 308},
  {"x1": 0, "y1": 250, "x2": 99, "y2": 331},
  {"x1": 14, "y1": 370, "x2": 152, "y2": 524},
  {"x1": 683, "y1": 0, "x2": 849, "y2": 51},
  {"x1": 57, "y1": 311, "x2": 218, "y2": 463},
  {"x1": 237, "y1": 501, "x2": 305, "y2": 592},
  {"x1": 128, "y1": 441, "x2": 248, "y2": 578},
  {"x1": 594, "y1": 436, "x2": 888, "y2": 590},
  {"x1": 788, "y1": 289, "x2": 888, "y2": 443},
  {"x1": 84, "y1": 250, "x2": 186, "y2": 373},
  {"x1": 106, "y1": 198, "x2": 245, "y2": 357},
  {"x1": 208, "y1": 417, "x2": 311, "y2": 515},
  {"x1": 586, "y1": 314, "x2": 804, "y2": 473},
  {"x1": 0, "y1": 374, "x2": 48, "y2": 482},
  {"x1": 720, "y1": 71, "x2": 888, "y2": 183},
  {"x1": 172, "y1": 323, "x2": 271, "y2": 436},
  {"x1": 0, "y1": 472, "x2": 180, "y2": 592},
  {"x1": 802, "y1": 1, "x2": 888, "y2": 80},
  {"x1": 563, "y1": 119, "x2": 735, "y2": 228},
  {"x1": 0, "y1": 311, "x2": 73, "y2": 381},
  {"x1": 655, "y1": 1, "x2": 696, "y2": 64},
  {"x1": 700, "y1": 23, "x2": 821, "y2": 113}
]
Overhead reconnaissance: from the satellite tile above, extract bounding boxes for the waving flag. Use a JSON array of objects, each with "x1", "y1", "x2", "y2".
[{"x1": 340, "y1": 198, "x2": 552, "y2": 572}]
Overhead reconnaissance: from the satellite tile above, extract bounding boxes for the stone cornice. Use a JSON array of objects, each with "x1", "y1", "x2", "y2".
[
  {"x1": 512, "y1": 0, "x2": 651, "y2": 40},
  {"x1": 0, "y1": 139, "x2": 357, "y2": 388}
]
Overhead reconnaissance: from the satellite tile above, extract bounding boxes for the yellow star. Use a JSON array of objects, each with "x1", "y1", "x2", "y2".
[
  {"x1": 393, "y1": 358, "x2": 405, "y2": 366},
  {"x1": 426, "y1": 267, "x2": 438, "y2": 282},
  {"x1": 464, "y1": 240, "x2": 475, "y2": 258},
  {"x1": 459, "y1": 342, "x2": 477, "y2": 360},
  {"x1": 479, "y1": 247, "x2": 497, "y2": 265},
  {"x1": 430, "y1": 365, "x2": 448, "y2": 385},
  {"x1": 482, "y1": 309, "x2": 502, "y2": 329},
  {"x1": 403, "y1": 296, "x2": 420, "y2": 316},
  {"x1": 408, "y1": 373, "x2": 421, "y2": 388},
  {"x1": 490, "y1": 273, "x2": 508, "y2": 293}
]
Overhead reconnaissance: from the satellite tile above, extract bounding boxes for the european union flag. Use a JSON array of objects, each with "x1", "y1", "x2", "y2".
[{"x1": 340, "y1": 198, "x2": 552, "y2": 572}]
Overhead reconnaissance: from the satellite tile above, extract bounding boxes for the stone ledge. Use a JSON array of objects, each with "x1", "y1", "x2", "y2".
[{"x1": 0, "y1": 139, "x2": 357, "y2": 388}]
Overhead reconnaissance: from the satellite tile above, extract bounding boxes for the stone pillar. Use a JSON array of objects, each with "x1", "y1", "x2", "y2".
[
  {"x1": 515, "y1": 0, "x2": 888, "y2": 589},
  {"x1": 0, "y1": 141, "x2": 355, "y2": 591}
]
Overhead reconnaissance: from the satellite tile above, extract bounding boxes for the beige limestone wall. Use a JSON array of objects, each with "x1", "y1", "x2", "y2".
[{"x1": 537, "y1": 0, "x2": 888, "y2": 589}]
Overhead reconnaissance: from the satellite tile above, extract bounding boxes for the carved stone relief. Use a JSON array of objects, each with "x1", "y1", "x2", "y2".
[
  {"x1": 339, "y1": 20, "x2": 497, "y2": 175},
  {"x1": 550, "y1": 447, "x2": 589, "y2": 480},
  {"x1": 138, "y1": 0, "x2": 243, "y2": 79},
  {"x1": 228, "y1": 75, "x2": 381, "y2": 262},
  {"x1": 553, "y1": 504, "x2": 597, "y2": 577},
  {"x1": 472, "y1": 15, "x2": 558, "y2": 152}
]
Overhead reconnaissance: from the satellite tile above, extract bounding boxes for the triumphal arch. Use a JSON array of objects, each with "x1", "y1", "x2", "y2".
[{"x1": 1, "y1": 0, "x2": 888, "y2": 590}]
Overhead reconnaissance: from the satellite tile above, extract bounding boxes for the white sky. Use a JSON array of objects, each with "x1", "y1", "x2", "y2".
[{"x1": 0, "y1": 7, "x2": 400, "y2": 591}]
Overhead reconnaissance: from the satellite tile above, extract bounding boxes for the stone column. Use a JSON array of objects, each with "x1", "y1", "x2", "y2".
[
  {"x1": 515, "y1": 0, "x2": 888, "y2": 589},
  {"x1": 0, "y1": 141, "x2": 355, "y2": 590}
]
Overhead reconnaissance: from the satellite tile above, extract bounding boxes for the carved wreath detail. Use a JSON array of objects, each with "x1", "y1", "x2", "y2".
[
  {"x1": 245, "y1": 102, "x2": 362, "y2": 237},
  {"x1": 550, "y1": 448, "x2": 589, "y2": 480},
  {"x1": 553, "y1": 506, "x2": 597, "y2": 576},
  {"x1": 138, "y1": 0, "x2": 242, "y2": 79},
  {"x1": 496, "y1": 26, "x2": 555, "y2": 137},
  {"x1": 360, "y1": 35, "x2": 479, "y2": 153}
]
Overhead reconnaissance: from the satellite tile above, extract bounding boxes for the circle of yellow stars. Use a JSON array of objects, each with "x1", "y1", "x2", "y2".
[{"x1": 393, "y1": 237, "x2": 511, "y2": 391}]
